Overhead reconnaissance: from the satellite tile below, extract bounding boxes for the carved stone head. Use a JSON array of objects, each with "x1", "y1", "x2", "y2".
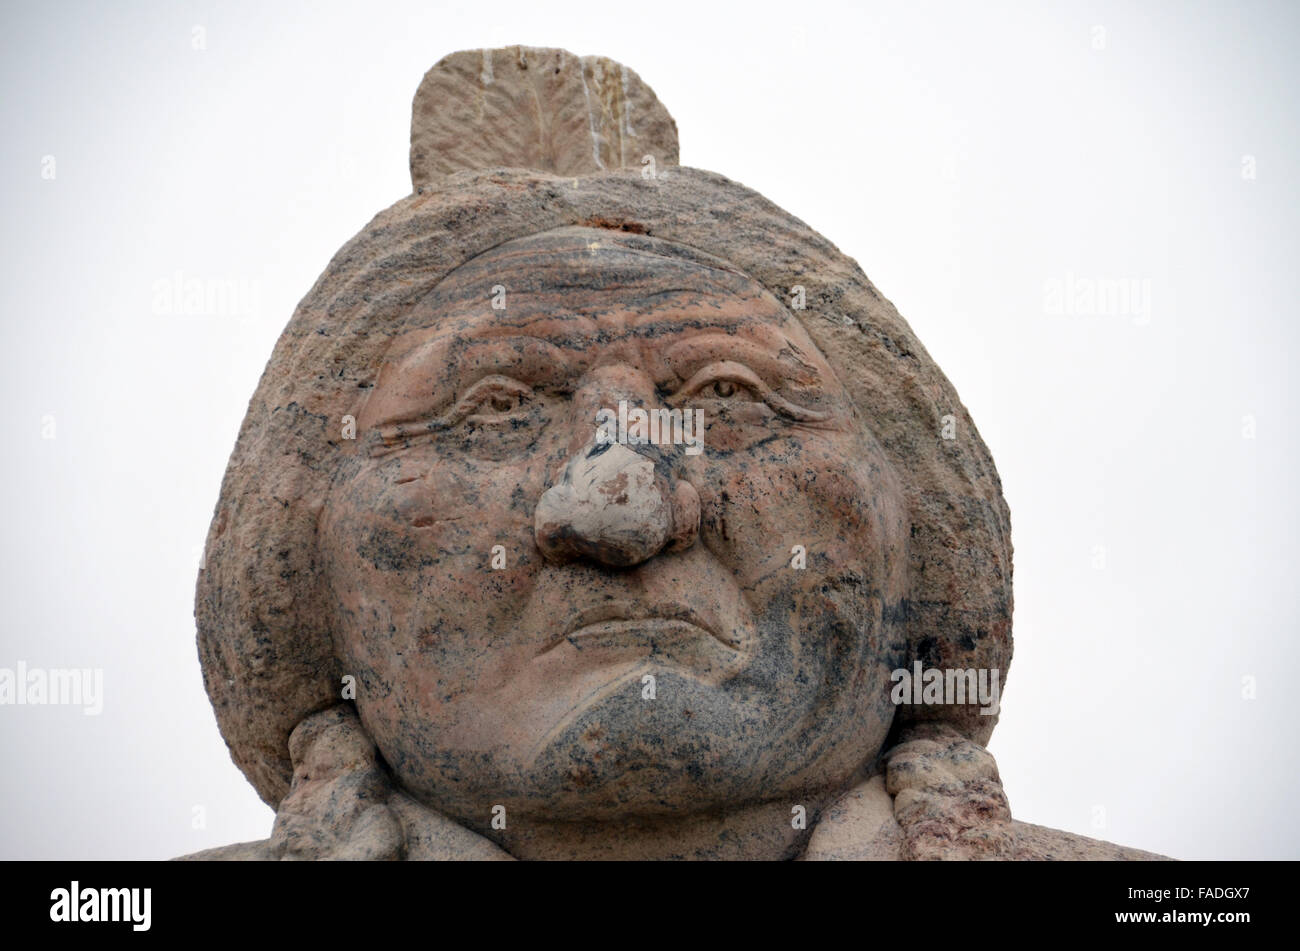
[{"x1": 194, "y1": 46, "x2": 1050, "y2": 861}]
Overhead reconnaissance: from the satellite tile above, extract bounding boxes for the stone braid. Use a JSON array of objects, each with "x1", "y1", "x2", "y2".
[{"x1": 884, "y1": 722, "x2": 1017, "y2": 860}]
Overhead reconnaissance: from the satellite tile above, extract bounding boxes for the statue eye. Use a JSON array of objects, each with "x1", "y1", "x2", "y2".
[
  {"x1": 682, "y1": 368, "x2": 761, "y2": 404},
  {"x1": 370, "y1": 375, "x2": 539, "y2": 456},
  {"x1": 705, "y1": 379, "x2": 752, "y2": 400},
  {"x1": 671, "y1": 360, "x2": 833, "y2": 424},
  {"x1": 463, "y1": 378, "x2": 533, "y2": 422},
  {"x1": 480, "y1": 391, "x2": 523, "y2": 415}
]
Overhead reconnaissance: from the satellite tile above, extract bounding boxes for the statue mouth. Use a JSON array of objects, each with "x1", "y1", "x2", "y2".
[{"x1": 541, "y1": 601, "x2": 741, "y2": 654}]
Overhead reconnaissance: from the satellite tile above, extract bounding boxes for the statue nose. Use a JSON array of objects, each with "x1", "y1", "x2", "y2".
[{"x1": 534, "y1": 434, "x2": 701, "y2": 568}]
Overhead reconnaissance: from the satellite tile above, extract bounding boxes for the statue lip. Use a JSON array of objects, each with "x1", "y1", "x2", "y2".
[{"x1": 541, "y1": 600, "x2": 741, "y2": 654}]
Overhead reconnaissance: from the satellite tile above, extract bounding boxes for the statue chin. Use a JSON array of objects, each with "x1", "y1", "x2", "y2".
[
  {"x1": 365, "y1": 660, "x2": 898, "y2": 827},
  {"x1": 186, "y1": 45, "x2": 1169, "y2": 862}
]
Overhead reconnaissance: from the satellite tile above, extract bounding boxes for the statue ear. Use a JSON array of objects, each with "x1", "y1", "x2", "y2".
[{"x1": 409, "y1": 46, "x2": 678, "y2": 190}]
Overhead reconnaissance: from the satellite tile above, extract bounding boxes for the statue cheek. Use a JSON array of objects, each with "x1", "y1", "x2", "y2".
[
  {"x1": 694, "y1": 403, "x2": 778, "y2": 453},
  {"x1": 693, "y1": 447, "x2": 890, "y2": 595}
]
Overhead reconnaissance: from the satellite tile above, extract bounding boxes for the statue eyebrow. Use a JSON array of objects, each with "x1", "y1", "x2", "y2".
[{"x1": 443, "y1": 336, "x2": 577, "y2": 393}]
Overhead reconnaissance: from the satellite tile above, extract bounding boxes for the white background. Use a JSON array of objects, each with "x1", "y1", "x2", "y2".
[{"x1": 2, "y1": 0, "x2": 1296, "y2": 859}]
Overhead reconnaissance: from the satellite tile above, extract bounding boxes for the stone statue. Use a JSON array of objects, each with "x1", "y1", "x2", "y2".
[{"x1": 185, "y1": 47, "x2": 1164, "y2": 860}]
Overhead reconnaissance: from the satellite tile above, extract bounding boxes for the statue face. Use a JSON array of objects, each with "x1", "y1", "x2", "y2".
[{"x1": 318, "y1": 227, "x2": 909, "y2": 826}]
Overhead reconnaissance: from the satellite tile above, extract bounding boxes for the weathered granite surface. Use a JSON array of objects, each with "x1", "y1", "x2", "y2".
[{"x1": 185, "y1": 46, "x2": 1167, "y2": 861}]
